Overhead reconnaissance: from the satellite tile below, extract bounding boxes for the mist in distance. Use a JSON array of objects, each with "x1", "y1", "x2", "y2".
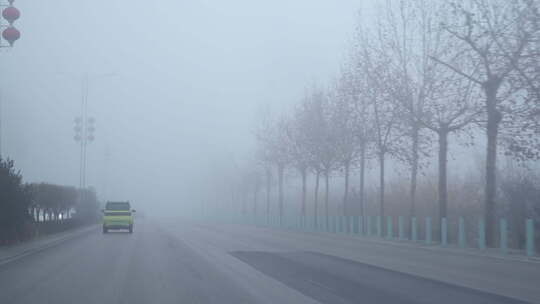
[{"x1": 1, "y1": 0, "x2": 365, "y2": 213}]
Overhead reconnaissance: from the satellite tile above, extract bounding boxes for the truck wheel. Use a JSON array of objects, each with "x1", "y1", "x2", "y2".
[
  {"x1": 129, "y1": 226, "x2": 133, "y2": 233},
  {"x1": 103, "y1": 227, "x2": 108, "y2": 234}
]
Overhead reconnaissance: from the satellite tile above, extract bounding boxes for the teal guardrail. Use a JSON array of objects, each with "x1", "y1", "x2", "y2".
[
  {"x1": 411, "y1": 217, "x2": 417, "y2": 241},
  {"x1": 478, "y1": 219, "x2": 486, "y2": 250},
  {"x1": 425, "y1": 217, "x2": 432, "y2": 245},
  {"x1": 441, "y1": 218, "x2": 448, "y2": 247},
  {"x1": 387, "y1": 216, "x2": 393, "y2": 240},
  {"x1": 376, "y1": 216, "x2": 382, "y2": 237},
  {"x1": 526, "y1": 219, "x2": 535, "y2": 257},
  {"x1": 398, "y1": 216, "x2": 405, "y2": 240},
  {"x1": 500, "y1": 218, "x2": 508, "y2": 255},
  {"x1": 458, "y1": 217, "x2": 466, "y2": 248},
  {"x1": 217, "y1": 212, "x2": 535, "y2": 258}
]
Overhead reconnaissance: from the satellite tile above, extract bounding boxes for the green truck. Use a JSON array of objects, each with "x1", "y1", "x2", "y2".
[{"x1": 102, "y1": 201, "x2": 136, "y2": 233}]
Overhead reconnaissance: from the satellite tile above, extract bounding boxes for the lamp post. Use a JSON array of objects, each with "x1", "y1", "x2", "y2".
[
  {"x1": 74, "y1": 74, "x2": 96, "y2": 192},
  {"x1": 73, "y1": 73, "x2": 115, "y2": 195},
  {"x1": 0, "y1": 0, "x2": 20, "y2": 157}
]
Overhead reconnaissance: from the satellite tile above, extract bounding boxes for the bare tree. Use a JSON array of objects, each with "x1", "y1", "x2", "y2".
[
  {"x1": 286, "y1": 106, "x2": 312, "y2": 218},
  {"x1": 331, "y1": 74, "x2": 363, "y2": 216},
  {"x1": 419, "y1": 69, "x2": 482, "y2": 220},
  {"x1": 256, "y1": 116, "x2": 275, "y2": 218},
  {"x1": 297, "y1": 88, "x2": 323, "y2": 223},
  {"x1": 301, "y1": 86, "x2": 337, "y2": 226},
  {"x1": 378, "y1": 0, "x2": 433, "y2": 218},
  {"x1": 273, "y1": 117, "x2": 292, "y2": 222},
  {"x1": 376, "y1": 0, "x2": 483, "y2": 221},
  {"x1": 356, "y1": 32, "x2": 402, "y2": 219},
  {"x1": 251, "y1": 167, "x2": 262, "y2": 216},
  {"x1": 256, "y1": 113, "x2": 291, "y2": 221},
  {"x1": 344, "y1": 51, "x2": 373, "y2": 218},
  {"x1": 432, "y1": 0, "x2": 540, "y2": 246}
]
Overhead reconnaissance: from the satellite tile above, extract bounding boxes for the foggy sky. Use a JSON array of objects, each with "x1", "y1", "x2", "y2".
[{"x1": 1, "y1": 0, "x2": 372, "y2": 209}]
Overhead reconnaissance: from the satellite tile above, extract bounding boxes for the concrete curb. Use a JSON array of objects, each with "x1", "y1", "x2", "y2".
[{"x1": 0, "y1": 224, "x2": 99, "y2": 266}]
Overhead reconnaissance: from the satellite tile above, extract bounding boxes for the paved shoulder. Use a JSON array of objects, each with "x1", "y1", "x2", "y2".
[
  {"x1": 232, "y1": 250, "x2": 531, "y2": 304},
  {"x1": 0, "y1": 225, "x2": 98, "y2": 266}
]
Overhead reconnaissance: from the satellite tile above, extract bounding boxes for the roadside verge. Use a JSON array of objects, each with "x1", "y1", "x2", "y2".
[{"x1": 0, "y1": 224, "x2": 99, "y2": 266}]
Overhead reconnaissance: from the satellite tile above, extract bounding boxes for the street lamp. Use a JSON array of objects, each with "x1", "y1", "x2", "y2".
[
  {"x1": 73, "y1": 73, "x2": 115, "y2": 193},
  {"x1": 1, "y1": 0, "x2": 21, "y2": 47},
  {"x1": 74, "y1": 115, "x2": 95, "y2": 189}
]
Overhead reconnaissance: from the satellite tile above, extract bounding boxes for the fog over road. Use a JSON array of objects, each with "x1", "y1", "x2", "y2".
[{"x1": 0, "y1": 218, "x2": 537, "y2": 304}]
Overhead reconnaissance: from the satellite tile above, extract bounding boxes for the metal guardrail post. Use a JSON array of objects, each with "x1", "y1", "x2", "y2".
[
  {"x1": 367, "y1": 216, "x2": 372, "y2": 236},
  {"x1": 441, "y1": 218, "x2": 448, "y2": 247},
  {"x1": 500, "y1": 218, "x2": 508, "y2": 255},
  {"x1": 387, "y1": 216, "x2": 393, "y2": 239},
  {"x1": 376, "y1": 216, "x2": 382, "y2": 238},
  {"x1": 398, "y1": 216, "x2": 405, "y2": 240},
  {"x1": 327, "y1": 215, "x2": 331, "y2": 233},
  {"x1": 328, "y1": 215, "x2": 332, "y2": 233},
  {"x1": 425, "y1": 217, "x2": 432, "y2": 245},
  {"x1": 411, "y1": 217, "x2": 417, "y2": 241},
  {"x1": 526, "y1": 219, "x2": 535, "y2": 257},
  {"x1": 478, "y1": 218, "x2": 486, "y2": 250},
  {"x1": 458, "y1": 217, "x2": 466, "y2": 248}
]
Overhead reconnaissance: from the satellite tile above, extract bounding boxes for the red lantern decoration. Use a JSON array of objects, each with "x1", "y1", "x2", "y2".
[
  {"x1": 2, "y1": 6, "x2": 20, "y2": 25},
  {"x1": 2, "y1": 26, "x2": 20, "y2": 46}
]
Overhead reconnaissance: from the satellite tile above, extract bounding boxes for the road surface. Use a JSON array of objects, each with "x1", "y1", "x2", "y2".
[{"x1": 0, "y1": 217, "x2": 538, "y2": 304}]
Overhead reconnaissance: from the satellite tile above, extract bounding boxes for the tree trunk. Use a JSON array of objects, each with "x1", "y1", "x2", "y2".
[
  {"x1": 278, "y1": 164, "x2": 284, "y2": 224},
  {"x1": 484, "y1": 81, "x2": 501, "y2": 247},
  {"x1": 324, "y1": 170, "x2": 330, "y2": 229},
  {"x1": 301, "y1": 168, "x2": 307, "y2": 217},
  {"x1": 253, "y1": 181, "x2": 259, "y2": 216},
  {"x1": 242, "y1": 189, "x2": 247, "y2": 216},
  {"x1": 438, "y1": 127, "x2": 449, "y2": 220},
  {"x1": 410, "y1": 125, "x2": 419, "y2": 218},
  {"x1": 314, "y1": 170, "x2": 320, "y2": 225},
  {"x1": 265, "y1": 167, "x2": 271, "y2": 217},
  {"x1": 359, "y1": 145, "x2": 366, "y2": 217},
  {"x1": 378, "y1": 152, "x2": 385, "y2": 219},
  {"x1": 343, "y1": 161, "x2": 350, "y2": 216}
]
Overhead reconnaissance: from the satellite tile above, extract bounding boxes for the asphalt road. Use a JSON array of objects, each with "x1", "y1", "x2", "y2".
[{"x1": 0, "y1": 218, "x2": 536, "y2": 304}]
